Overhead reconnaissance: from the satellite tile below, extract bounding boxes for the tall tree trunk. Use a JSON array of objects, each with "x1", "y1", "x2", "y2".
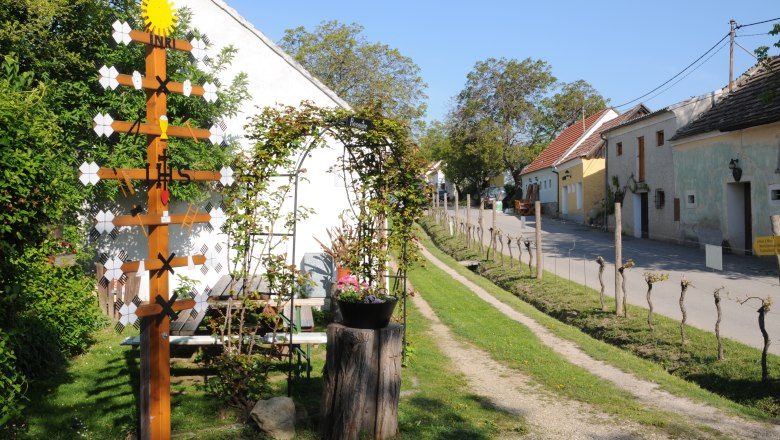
[
  {"x1": 646, "y1": 282, "x2": 654, "y2": 331},
  {"x1": 596, "y1": 256, "x2": 606, "y2": 311},
  {"x1": 714, "y1": 288, "x2": 724, "y2": 361}
]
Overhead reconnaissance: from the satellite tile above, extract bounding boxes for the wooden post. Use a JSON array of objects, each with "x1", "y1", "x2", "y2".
[
  {"x1": 535, "y1": 201, "x2": 543, "y2": 279},
  {"x1": 139, "y1": 40, "x2": 171, "y2": 440},
  {"x1": 454, "y1": 190, "x2": 459, "y2": 237},
  {"x1": 615, "y1": 202, "x2": 623, "y2": 316},
  {"x1": 771, "y1": 215, "x2": 780, "y2": 284},
  {"x1": 466, "y1": 194, "x2": 471, "y2": 246},
  {"x1": 321, "y1": 323, "x2": 403, "y2": 440}
]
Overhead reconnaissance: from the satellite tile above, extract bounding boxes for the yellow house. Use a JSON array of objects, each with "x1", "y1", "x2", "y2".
[{"x1": 555, "y1": 105, "x2": 650, "y2": 225}]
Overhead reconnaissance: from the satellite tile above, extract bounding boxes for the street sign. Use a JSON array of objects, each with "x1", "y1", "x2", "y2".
[{"x1": 753, "y1": 236, "x2": 780, "y2": 256}]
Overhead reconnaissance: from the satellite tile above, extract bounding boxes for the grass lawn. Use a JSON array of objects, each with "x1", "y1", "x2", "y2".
[
  {"x1": 19, "y1": 300, "x2": 526, "y2": 438},
  {"x1": 407, "y1": 240, "x2": 724, "y2": 439},
  {"x1": 418, "y1": 216, "x2": 780, "y2": 421}
]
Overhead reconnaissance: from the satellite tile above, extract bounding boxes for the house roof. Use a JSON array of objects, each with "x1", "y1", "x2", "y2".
[
  {"x1": 671, "y1": 56, "x2": 780, "y2": 141},
  {"x1": 521, "y1": 109, "x2": 610, "y2": 175},
  {"x1": 558, "y1": 104, "x2": 651, "y2": 164}
]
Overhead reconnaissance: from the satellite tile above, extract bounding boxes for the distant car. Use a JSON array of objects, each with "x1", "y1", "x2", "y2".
[{"x1": 481, "y1": 186, "x2": 505, "y2": 209}]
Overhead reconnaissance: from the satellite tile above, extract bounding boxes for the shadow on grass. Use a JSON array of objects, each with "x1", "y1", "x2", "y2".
[
  {"x1": 20, "y1": 350, "x2": 137, "y2": 439},
  {"x1": 399, "y1": 396, "x2": 494, "y2": 440}
]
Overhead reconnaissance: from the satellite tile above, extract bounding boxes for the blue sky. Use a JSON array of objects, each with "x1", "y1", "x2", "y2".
[{"x1": 223, "y1": 0, "x2": 778, "y2": 122}]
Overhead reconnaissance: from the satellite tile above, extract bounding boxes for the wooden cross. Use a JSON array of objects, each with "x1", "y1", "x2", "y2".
[{"x1": 94, "y1": 8, "x2": 224, "y2": 438}]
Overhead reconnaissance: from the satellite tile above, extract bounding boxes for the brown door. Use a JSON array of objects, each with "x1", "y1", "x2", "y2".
[
  {"x1": 744, "y1": 183, "x2": 752, "y2": 254},
  {"x1": 638, "y1": 136, "x2": 645, "y2": 182}
]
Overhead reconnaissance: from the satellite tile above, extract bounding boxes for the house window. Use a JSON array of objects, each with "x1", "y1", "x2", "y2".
[
  {"x1": 656, "y1": 130, "x2": 665, "y2": 147},
  {"x1": 654, "y1": 189, "x2": 665, "y2": 209},
  {"x1": 674, "y1": 198, "x2": 680, "y2": 221},
  {"x1": 616, "y1": 142, "x2": 623, "y2": 156},
  {"x1": 769, "y1": 184, "x2": 780, "y2": 207},
  {"x1": 685, "y1": 191, "x2": 697, "y2": 208}
]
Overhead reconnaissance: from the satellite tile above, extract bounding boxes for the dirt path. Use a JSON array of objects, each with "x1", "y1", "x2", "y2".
[
  {"x1": 411, "y1": 291, "x2": 666, "y2": 439},
  {"x1": 418, "y1": 246, "x2": 780, "y2": 439}
]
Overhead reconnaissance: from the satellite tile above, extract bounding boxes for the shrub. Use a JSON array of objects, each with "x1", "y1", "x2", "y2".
[{"x1": 0, "y1": 332, "x2": 25, "y2": 426}]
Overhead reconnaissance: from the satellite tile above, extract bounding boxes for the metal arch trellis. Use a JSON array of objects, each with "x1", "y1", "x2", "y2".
[{"x1": 282, "y1": 116, "x2": 412, "y2": 389}]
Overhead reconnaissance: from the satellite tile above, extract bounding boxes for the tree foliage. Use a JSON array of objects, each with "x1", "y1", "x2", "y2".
[
  {"x1": 279, "y1": 20, "x2": 428, "y2": 126},
  {"x1": 442, "y1": 57, "x2": 607, "y2": 194},
  {"x1": 0, "y1": 0, "x2": 248, "y2": 426}
]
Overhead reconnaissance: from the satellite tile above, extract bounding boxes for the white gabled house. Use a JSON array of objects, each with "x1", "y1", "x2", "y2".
[
  {"x1": 101, "y1": 0, "x2": 355, "y2": 298},
  {"x1": 520, "y1": 109, "x2": 617, "y2": 215}
]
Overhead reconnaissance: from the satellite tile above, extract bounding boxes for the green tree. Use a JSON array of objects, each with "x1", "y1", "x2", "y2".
[
  {"x1": 533, "y1": 79, "x2": 608, "y2": 145},
  {"x1": 279, "y1": 20, "x2": 427, "y2": 126},
  {"x1": 446, "y1": 57, "x2": 555, "y2": 192},
  {"x1": 445, "y1": 58, "x2": 607, "y2": 196},
  {"x1": 417, "y1": 120, "x2": 451, "y2": 162},
  {"x1": 754, "y1": 23, "x2": 780, "y2": 62},
  {"x1": 0, "y1": 0, "x2": 248, "y2": 426}
]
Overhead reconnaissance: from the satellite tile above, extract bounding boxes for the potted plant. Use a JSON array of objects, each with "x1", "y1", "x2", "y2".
[
  {"x1": 332, "y1": 274, "x2": 397, "y2": 329},
  {"x1": 314, "y1": 214, "x2": 359, "y2": 279}
]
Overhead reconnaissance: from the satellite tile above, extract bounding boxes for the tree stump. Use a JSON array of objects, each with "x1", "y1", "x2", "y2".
[{"x1": 320, "y1": 323, "x2": 403, "y2": 440}]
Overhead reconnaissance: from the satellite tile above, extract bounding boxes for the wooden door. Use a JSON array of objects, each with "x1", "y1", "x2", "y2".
[{"x1": 637, "y1": 136, "x2": 645, "y2": 182}]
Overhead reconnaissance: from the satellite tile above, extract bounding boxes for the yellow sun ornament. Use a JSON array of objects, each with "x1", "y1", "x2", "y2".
[{"x1": 141, "y1": 0, "x2": 178, "y2": 37}]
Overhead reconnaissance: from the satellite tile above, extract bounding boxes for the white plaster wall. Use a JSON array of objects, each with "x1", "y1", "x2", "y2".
[
  {"x1": 604, "y1": 94, "x2": 723, "y2": 242},
  {"x1": 523, "y1": 169, "x2": 557, "y2": 205},
  {"x1": 98, "y1": 0, "x2": 354, "y2": 296}
]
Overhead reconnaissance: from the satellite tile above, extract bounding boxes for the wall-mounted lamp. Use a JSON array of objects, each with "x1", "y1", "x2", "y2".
[
  {"x1": 728, "y1": 158, "x2": 742, "y2": 182},
  {"x1": 562, "y1": 170, "x2": 571, "y2": 180}
]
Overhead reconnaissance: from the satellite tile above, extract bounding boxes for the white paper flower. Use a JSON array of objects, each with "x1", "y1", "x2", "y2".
[
  {"x1": 190, "y1": 38, "x2": 206, "y2": 61},
  {"x1": 202, "y1": 81, "x2": 218, "y2": 103},
  {"x1": 182, "y1": 79, "x2": 192, "y2": 97},
  {"x1": 192, "y1": 291, "x2": 209, "y2": 313},
  {"x1": 209, "y1": 123, "x2": 224, "y2": 145},
  {"x1": 104, "y1": 256, "x2": 124, "y2": 282},
  {"x1": 79, "y1": 161, "x2": 100, "y2": 185},
  {"x1": 93, "y1": 113, "x2": 114, "y2": 137},
  {"x1": 112, "y1": 20, "x2": 132, "y2": 45},
  {"x1": 118, "y1": 302, "x2": 138, "y2": 327},
  {"x1": 219, "y1": 166, "x2": 234, "y2": 187},
  {"x1": 209, "y1": 207, "x2": 226, "y2": 230},
  {"x1": 132, "y1": 71, "x2": 143, "y2": 90},
  {"x1": 95, "y1": 210, "x2": 115, "y2": 234},
  {"x1": 205, "y1": 248, "x2": 220, "y2": 268},
  {"x1": 98, "y1": 65, "x2": 119, "y2": 90}
]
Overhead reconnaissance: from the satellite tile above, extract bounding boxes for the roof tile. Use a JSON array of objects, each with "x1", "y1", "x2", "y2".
[{"x1": 521, "y1": 109, "x2": 609, "y2": 175}]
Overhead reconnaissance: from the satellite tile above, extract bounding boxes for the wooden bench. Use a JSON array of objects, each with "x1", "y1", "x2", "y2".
[{"x1": 121, "y1": 331, "x2": 328, "y2": 377}]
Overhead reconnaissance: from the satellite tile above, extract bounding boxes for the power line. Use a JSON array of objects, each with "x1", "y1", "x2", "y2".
[
  {"x1": 614, "y1": 32, "x2": 730, "y2": 109},
  {"x1": 735, "y1": 17, "x2": 780, "y2": 29},
  {"x1": 641, "y1": 41, "x2": 728, "y2": 105}
]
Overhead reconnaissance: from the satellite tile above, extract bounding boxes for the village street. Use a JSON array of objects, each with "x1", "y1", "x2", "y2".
[{"x1": 450, "y1": 206, "x2": 780, "y2": 356}]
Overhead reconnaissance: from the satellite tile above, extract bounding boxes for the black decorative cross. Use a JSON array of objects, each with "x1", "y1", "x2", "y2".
[
  {"x1": 155, "y1": 75, "x2": 171, "y2": 95},
  {"x1": 154, "y1": 292, "x2": 180, "y2": 323},
  {"x1": 156, "y1": 252, "x2": 176, "y2": 277}
]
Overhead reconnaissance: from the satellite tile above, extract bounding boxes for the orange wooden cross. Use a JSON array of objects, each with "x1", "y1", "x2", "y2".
[{"x1": 96, "y1": 6, "x2": 225, "y2": 438}]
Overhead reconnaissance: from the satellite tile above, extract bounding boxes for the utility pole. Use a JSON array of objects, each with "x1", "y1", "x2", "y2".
[{"x1": 729, "y1": 19, "x2": 736, "y2": 93}]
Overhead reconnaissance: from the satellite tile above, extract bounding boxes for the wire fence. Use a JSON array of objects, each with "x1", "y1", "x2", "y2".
[{"x1": 427, "y1": 202, "x2": 780, "y2": 317}]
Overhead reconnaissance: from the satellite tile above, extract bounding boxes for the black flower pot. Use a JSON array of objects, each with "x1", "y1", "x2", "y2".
[{"x1": 335, "y1": 297, "x2": 398, "y2": 329}]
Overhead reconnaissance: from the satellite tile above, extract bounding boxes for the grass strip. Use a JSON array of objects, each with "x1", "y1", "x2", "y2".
[
  {"x1": 418, "y1": 216, "x2": 780, "y2": 421},
  {"x1": 20, "y1": 303, "x2": 525, "y2": 439},
  {"x1": 407, "y1": 246, "x2": 715, "y2": 439}
]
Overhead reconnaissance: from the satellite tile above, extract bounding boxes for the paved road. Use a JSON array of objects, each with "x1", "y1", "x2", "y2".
[{"x1": 446, "y1": 206, "x2": 780, "y2": 356}]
